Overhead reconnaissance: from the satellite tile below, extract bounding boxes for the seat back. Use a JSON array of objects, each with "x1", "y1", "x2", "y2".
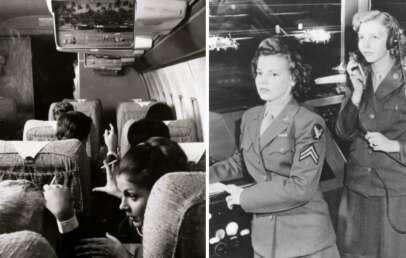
[
  {"x1": 120, "y1": 118, "x2": 197, "y2": 157},
  {"x1": 142, "y1": 172, "x2": 205, "y2": 258},
  {"x1": 0, "y1": 139, "x2": 91, "y2": 216},
  {"x1": 0, "y1": 231, "x2": 57, "y2": 258},
  {"x1": 48, "y1": 100, "x2": 102, "y2": 164},
  {"x1": 116, "y1": 101, "x2": 174, "y2": 143},
  {"x1": 23, "y1": 120, "x2": 58, "y2": 141}
]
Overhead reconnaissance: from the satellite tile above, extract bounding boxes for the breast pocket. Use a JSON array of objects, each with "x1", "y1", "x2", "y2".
[
  {"x1": 262, "y1": 136, "x2": 293, "y2": 174},
  {"x1": 383, "y1": 97, "x2": 406, "y2": 125}
]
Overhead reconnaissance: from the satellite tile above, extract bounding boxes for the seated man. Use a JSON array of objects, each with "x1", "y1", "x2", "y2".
[{"x1": 56, "y1": 111, "x2": 92, "y2": 143}]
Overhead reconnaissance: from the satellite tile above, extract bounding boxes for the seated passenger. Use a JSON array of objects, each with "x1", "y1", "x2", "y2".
[
  {"x1": 52, "y1": 102, "x2": 74, "y2": 121},
  {"x1": 144, "y1": 102, "x2": 175, "y2": 121},
  {"x1": 56, "y1": 111, "x2": 92, "y2": 143},
  {"x1": 103, "y1": 119, "x2": 170, "y2": 161},
  {"x1": 43, "y1": 137, "x2": 188, "y2": 258}
]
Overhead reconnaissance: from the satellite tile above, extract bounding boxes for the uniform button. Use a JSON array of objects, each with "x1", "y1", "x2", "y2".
[
  {"x1": 366, "y1": 168, "x2": 372, "y2": 172},
  {"x1": 368, "y1": 149, "x2": 372, "y2": 154},
  {"x1": 257, "y1": 158, "x2": 261, "y2": 164},
  {"x1": 269, "y1": 215, "x2": 274, "y2": 220},
  {"x1": 369, "y1": 114, "x2": 375, "y2": 119},
  {"x1": 263, "y1": 175, "x2": 267, "y2": 180}
]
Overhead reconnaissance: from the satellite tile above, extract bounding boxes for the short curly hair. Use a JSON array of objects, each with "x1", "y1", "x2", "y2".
[
  {"x1": 352, "y1": 10, "x2": 402, "y2": 58},
  {"x1": 251, "y1": 37, "x2": 312, "y2": 101},
  {"x1": 52, "y1": 101, "x2": 74, "y2": 120}
]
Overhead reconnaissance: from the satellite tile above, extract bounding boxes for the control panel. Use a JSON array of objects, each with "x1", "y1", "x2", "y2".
[{"x1": 209, "y1": 181, "x2": 253, "y2": 258}]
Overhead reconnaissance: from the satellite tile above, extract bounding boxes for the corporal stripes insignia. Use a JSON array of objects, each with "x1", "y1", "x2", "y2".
[{"x1": 299, "y1": 144, "x2": 319, "y2": 164}]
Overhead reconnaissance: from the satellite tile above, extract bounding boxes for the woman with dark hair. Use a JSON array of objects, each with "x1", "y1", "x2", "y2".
[
  {"x1": 56, "y1": 111, "x2": 92, "y2": 142},
  {"x1": 210, "y1": 36, "x2": 338, "y2": 258},
  {"x1": 43, "y1": 137, "x2": 188, "y2": 258},
  {"x1": 336, "y1": 10, "x2": 406, "y2": 258}
]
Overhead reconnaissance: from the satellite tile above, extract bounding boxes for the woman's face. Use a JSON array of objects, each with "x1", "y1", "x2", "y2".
[
  {"x1": 255, "y1": 54, "x2": 294, "y2": 102},
  {"x1": 358, "y1": 20, "x2": 390, "y2": 63},
  {"x1": 116, "y1": 173, "x2": 150, "y2": 227}
]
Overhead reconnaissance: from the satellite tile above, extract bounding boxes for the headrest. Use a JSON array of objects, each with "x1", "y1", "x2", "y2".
[
  {"x1": 0, "y1": 231, "x2": 57, "y2": 258},
  {"x1": 116, "y1": 101, "x2": 175, "y2": 142},
  {"x1": 0, "y1": 180, "x2": 44, "y2": 234},
  {"x1": 164, "y1": 119, "x2": 197, "y2": 142},
  {"x1": 23, "y1": 120, "x2": 57, "y2": 141},
  {"x1": 178, "y1": 142, "x2": 205, "y2": 164},
  {"x1": 120, "y1": 118, "x2": 198, "y2": 157},
  {"x1": 0, "y1": 139, "x2": 91, "y2": 213},
  {"x1": 143, "y1": 172, "x2": 205, "y2": 258}
]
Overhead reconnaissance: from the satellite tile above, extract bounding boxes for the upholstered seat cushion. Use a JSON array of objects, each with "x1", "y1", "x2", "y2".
[
  {"x1": 142, "y1": 172, "x2": 205, "y2": 258},
  {"x1": 0, "y1": 231, "x2": 57, "y2": 258},
  {"x1": 23, "y1": 120, "x2": 57, "y2": 141},
  {"x1": 0, "y1": 139, "x2": 90, "y2": 214}
]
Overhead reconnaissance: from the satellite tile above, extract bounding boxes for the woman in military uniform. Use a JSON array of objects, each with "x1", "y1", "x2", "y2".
[
  {"x1": 210, "y1": 37, "x2": 339, "y2": 258},
  {"x1": 336, "y1": 11, "x2": 406, "y2": 258}
]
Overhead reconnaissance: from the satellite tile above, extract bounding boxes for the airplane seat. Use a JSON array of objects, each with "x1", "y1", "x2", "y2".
[
  {"x1": 116, "y1": 100, "x2": 174, "y2": 143},
  {"x1": 0, "y1": 139, "x2": 91, "y2": 218},
  {"x1": 23, "y1": 120, "x2": 58, "y2": 141},
  {"x1": 23, "y1": 118, "x2": 97, "y2": 165},
  {"x1": 164, "y1": 119, "x2": 197, "y2": 143},
  {"x1": 48, "y1": 99, "x2": 102, "y2": 165},
  {"x1": 142, "y1": 172, "x2": 205, "y2": 258},
  {"x1": 120, "y1": 118, "x2": 198, "y2": 157}
]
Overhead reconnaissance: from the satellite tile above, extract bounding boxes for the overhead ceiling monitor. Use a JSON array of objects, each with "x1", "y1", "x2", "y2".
[{"x1": 46, "y1": 0, "x2": 187, "y2": 55}]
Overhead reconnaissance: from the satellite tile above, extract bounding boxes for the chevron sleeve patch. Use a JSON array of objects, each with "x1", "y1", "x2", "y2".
[{"x1": 299, "y1": 144, "x2": 319, "y2": 164}]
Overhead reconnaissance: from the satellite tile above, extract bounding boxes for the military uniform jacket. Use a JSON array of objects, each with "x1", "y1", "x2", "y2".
[
  {"x1": 210, "y1": 99, "x2": 336, "y2": 258},
  {"x1": 336, "y1": 62, "x2": 406, "y2": 196}
]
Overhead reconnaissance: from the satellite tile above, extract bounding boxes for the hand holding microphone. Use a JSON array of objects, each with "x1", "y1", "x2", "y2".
[{"x1": 347, "y1": 53, "x2": 366, "y2": 106}]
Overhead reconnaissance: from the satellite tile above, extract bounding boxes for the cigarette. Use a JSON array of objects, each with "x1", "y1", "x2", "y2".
[
  {"x1": 50, "y1": 175, "x2": 57, "y2": 185},
  {"x1": 100, "y1": 160, "x2": 118, "y2": 169}
]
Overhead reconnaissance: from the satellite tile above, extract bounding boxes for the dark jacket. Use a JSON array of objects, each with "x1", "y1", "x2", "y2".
[{"x1": 336, "y1": 62, "x2": 406, "y2": 196}]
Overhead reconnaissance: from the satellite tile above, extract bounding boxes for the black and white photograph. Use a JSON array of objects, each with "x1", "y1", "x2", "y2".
[
  {"x1": 209, "y1": 0, "x2": 406, "y2": 258},
  {"x1": 0, "y1": 0, "x2": 206, "y2": 257}
]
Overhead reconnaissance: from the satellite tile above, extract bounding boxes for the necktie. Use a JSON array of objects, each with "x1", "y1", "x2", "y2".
[{"x1": 260, "y1": 111, "x2": 274, "y2": 136}]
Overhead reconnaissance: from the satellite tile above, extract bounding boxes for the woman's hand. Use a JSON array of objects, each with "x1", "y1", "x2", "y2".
[
  {"x1": 365, "y1": 132, "x2": 401, "y2": 153},
  {"x1": 93, "y1": 160, "x2": 121, "y2": 198},
  {"x1": 346, "y1": 58, "x2": 366, "y2": 106},
  {"x1": 104, "y1": 123, "x2": 118, "y2": 154},
  {"x1": 43, "y1": 183, "x2": 75, "y2": 221},
  {"x1": 75, "y1": 232, "x2": 132, "y2": 258},
  {"x1": 224, "y1": 184, "x2": 244, "y2": 209}
]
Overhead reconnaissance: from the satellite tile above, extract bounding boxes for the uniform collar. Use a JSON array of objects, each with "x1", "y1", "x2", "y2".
[
  {"x1": 375, "y1": 62, "x2": 405, "y2": 100},
  {"x1": 258, "y1": 98, "x2": 300, "y2": 150}
]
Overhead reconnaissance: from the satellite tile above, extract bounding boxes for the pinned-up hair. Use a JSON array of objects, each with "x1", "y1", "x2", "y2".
[
  {"x1": 118, "y1": 137, "x2": 188, "y2": 190},
  {"x1": 127, "y1": 119, "x2": 170, "y2": 147},
  {"x1": 251, "y1": 37, "x2": 312, "y2": 101}
]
